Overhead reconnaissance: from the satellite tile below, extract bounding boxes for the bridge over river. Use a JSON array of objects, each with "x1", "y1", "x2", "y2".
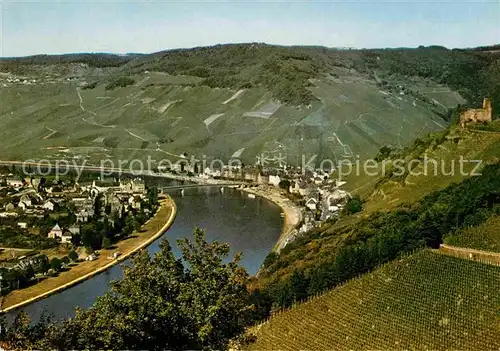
[{"x1": 161, "y1": 183, "x2": 244, "y2": 191}]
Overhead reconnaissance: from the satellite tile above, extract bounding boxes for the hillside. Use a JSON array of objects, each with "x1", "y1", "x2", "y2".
[
  {"x1": 249, "y1": 250, "x2": 500, "y2": 350},
  {"x1": 1, "y1": 44, "x2": 498, "y2": 165},
  {"x1": 249, "y1": 125, "x2": 500, "y2": 321}
]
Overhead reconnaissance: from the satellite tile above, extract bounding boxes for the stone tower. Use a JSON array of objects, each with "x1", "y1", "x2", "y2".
[{"x1": 460, "y1": 97, "x2": 492, "y2": 128}]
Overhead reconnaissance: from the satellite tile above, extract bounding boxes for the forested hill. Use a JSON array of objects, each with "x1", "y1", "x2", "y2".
[{"x1": 2, "y1": 43, "x2": 499, "y2": 109}]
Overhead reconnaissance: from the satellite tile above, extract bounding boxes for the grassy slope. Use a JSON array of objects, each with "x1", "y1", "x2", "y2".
[
  {"x1": 2, "y1": 43, "x2": 499, "y2": 165},
  {"x1": 249, "y1": 250, "x2": 500, "y2": 350},
  {"x1": 0, "y1": 68, "x2": 449, "y2": 165},
  {"x1": 341, "y1": 126, "x2": 500, "y2": 213},
  {"x1": 250, "y1": 125, "x2": 500, "y2": 323}
]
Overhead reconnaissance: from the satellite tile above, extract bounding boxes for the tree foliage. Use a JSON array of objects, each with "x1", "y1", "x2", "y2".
[
  {"x1": 0, "y1": 228, "x2": 252, "y2": 350},
  {"x1": 68, "y1": 250, "x2": 79, "y2": 262}
]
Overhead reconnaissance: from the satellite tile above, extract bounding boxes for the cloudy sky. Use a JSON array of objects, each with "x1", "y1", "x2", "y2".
[{"x1": 1, "y1": 0, "x2": 499, "y2": 57}]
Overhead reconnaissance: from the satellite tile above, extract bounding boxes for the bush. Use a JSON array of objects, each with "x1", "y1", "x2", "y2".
[
  {"x1": 102, "y1": 237, "x2": 111, "y2": 250},
  {"x1": 105, "y1": 77, "x2": 135, "y2": 90},
  {"x1": 82, "y1": 81, "x2": 98, "y2": 90},
  {"x1": 263, "y1": 252, "x2": 279, "y2": 268},
  {"x1": 345, "y1": 196, "x2": 363, "y2": 214},
  {"x1": 50, "y1": 258, "x2": 62, "y2": 272},
  {"x1": 68, "y1": 250, "x2": 79, "y2": 262}
]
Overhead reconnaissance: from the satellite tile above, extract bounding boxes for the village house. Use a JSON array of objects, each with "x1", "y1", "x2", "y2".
[
  {"x1": 47, "y1": 223, "x2": 63, "y2": 239},
  {"x1": 17, "y1": 222, "x2": 28, "y2": 229},
  {"x1": 120, "y1": 178, "x2": 146, "y2": 194},
  {"x1": 106, "y1": 192, "x2": 124, "y2": 217},
  {"x1": 76, "y1": 210, "x2": 92, "y2": 223},
  {"x1": 43, "y1": 200, "x2": 55, "y2": 211},
  {"x1": 18, "y1": 194, "x2": 32, "y2": 208},
  {"x1": 16, "y1": 254, "x2": 47, "y2": 272},
  {"x1": 269, "y1": 175, "x2": 281, "y2": 187},
  {"x1": 325, "y1": 189, "x2": 350, "y2": 208},
  {"x1": 128, "y1": 195, "x2": 142, "y2": 210},
  {"x1": 0, "y1": 212, "x2": 18, "y2": 218},
  {"x1": 68, "y1": 225, "x2": 80, "y2": 236},
  {"x1": 72, "y1": 197, "x2": 95, "y2": 216},
  {"x1": 306, "y1": 198, "x2": 318, "y2": 211},
  {"x1": 290, "y1": 179, "x2": 307, "y2": 195},
  {"x1": 6, "y1": 178, "x2": 23, "y2": 189},
  {"x1": 47, "y1": 223, "x2": 72, "y2": 243}
]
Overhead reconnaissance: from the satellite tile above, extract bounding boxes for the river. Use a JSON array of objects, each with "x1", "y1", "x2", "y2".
[{"x1": 7, "y1": 183, "x2": 282, "y2": 322}]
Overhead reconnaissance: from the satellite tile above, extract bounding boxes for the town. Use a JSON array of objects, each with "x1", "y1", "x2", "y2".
[
  {"x1": 0, "y1": 168, "x2": 156, "y2": 295},
  {"x1": 164, "y1": 157, "x2": 357, "y2": 250}
]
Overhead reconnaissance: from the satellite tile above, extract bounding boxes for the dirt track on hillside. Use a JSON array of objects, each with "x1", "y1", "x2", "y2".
[{"x1": 437, "y1": 244, "x2": 500, "y2": 266}]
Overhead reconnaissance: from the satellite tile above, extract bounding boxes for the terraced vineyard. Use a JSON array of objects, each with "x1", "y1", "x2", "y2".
[
  {"x1": 341, "y1": 127, "x2": 500, "y2": 213},
  {"x1": 444, "y1": 214, "x2": 500, "y2": 253},
  {"x1": 249, "y1": 251, "x2": 500, "y2": 350}
]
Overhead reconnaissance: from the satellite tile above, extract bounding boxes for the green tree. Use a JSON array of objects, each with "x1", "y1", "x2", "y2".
[
  {"x1": 81, "y1": 224, "x2": 101, "y2": 249},
  {"x1": 123, "y1": 216, "x2": 137, "y2": 236},
  {"x1": 68, "y1": 250, "x2": 79, "y2": 262},
  {"x1": 50, "y1": 258, "x2": 62, "y2": 272},
  {"x1": 38, "y1": 254, "x2": 50, "y2": 275},
  {"x1": 1, "y1": 228, "x2": 252, "y2": 350},
  {"x1": 70, "y1": 233, "x2": 81, "y2": 247},
  {"x1": 344, "y1": 195, "x2": 363, "y2": 214},
  {"x1": 374, "y1": 145, "x2": 393, "y2": 162},
  {"x1": 101, "y1": 237, "x2": 111, "y2": 249},
  {"x1": 263, "y1": 252, "x2": 279, "y2": 268},
  {"x1": 147, "y1": 186, "x2": 159, "y2": 209},
  {"x1": 278, "y1": 179, "x2": 291, "y2": 192}
]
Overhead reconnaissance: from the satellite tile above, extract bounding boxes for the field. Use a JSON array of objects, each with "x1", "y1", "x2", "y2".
[
  {"x1": 249, "y1": 250, "x2": 500, "y2": 350},
  {"x1": 444, "y1": 214, "x2": 500, "y2": 253}
]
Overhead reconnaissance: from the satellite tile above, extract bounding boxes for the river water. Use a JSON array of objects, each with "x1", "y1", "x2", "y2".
[{"x1": 7, "y1": 183, "x2": 282, "y2": 322}]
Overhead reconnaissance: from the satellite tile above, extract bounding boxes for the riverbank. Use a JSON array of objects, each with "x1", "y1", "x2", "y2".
[
  {"x1": 240, "y1": 186, "x2": 302, "y2": 252},
  {"x1": 0, "y1": 195, "x2": 177, "y2": 313}
]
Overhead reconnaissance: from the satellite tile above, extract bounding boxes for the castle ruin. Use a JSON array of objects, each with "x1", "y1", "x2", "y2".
[{"x1": 460, "y1": 98, "x2": 492, "y2": 128}]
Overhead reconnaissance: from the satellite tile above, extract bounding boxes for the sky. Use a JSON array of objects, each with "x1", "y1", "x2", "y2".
[{"x1": 1, "y1": 0, "x2": 499, "y2": 57}]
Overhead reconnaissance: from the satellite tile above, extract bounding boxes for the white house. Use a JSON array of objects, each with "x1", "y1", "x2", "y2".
[
  {"x1": 268, "y1": 175, "x2": 281, "y2": 187},
  {"x1": 48, "y1": 223, "x2": 72, "y2": 243},
  {"x1": 17, "y1": 222, "x2": 28, "y2": 229},
  {"x1": 128, "y1": 195, "x2": 142, "y2": 210},
  {"x1": 6, "y1": 179, "x2": 23, "y2": 188},
  {"x1": 43, "y1": 200, "x2": 55, "y2": 211},
  {"x1": 306, "y1": 198, "x2": 318, "y2": 211},
  {"x1": 48, "y1": 224, "x2": 63, "y2": 239},
  {"x1": 326, "y1": 189, "x2": 350, "y2": 206},
  {"x1": 76, "y1": 211, "x2": 92, "y2": 223}
]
